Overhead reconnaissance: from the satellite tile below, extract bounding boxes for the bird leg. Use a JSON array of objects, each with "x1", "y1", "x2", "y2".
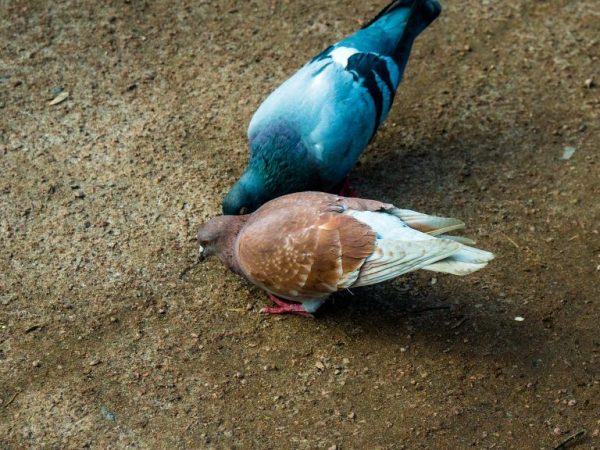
[
  {"x1": 260, "y1": 294, "x2": 314, "y2": 318},
  {"x1": 337, "y1": 175, "x2": 358, "y2": 198}
]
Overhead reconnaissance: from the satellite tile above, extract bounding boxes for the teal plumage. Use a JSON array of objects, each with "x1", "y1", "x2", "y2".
[{"x1": 223, "y1": 0, "x2": 442, "y2": 214}]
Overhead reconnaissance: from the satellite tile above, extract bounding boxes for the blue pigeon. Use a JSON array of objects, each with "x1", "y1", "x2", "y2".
[{"x1": 223, "y1": 0, "x2": 442, "y2": 215}]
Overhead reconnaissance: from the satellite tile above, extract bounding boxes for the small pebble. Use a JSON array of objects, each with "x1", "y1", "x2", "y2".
[
  {"x1": 100, "y1": 405, "x2": 116, "y2": 422},
  {"x1": 32, "y1": 360, "x2": 41, "y2": 368},
  {"x1": 561, "y1": 146, "x2": 576, "y2": 160},
  {"x1": 584, "y1": 78, "x2": 594, "y2": 89},
  {"x1": 514, "y1": 316, "x2": 525, "y2": 322}
]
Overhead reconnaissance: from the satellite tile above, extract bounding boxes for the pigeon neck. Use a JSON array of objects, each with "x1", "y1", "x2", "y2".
[{"x1": 218, "y1": 215, "x2": 249, "y2": 275}]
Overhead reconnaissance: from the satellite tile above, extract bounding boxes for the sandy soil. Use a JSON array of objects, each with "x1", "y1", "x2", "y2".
[{"x1": 1, "y1": 0, "x2": 599, "y2": 448}]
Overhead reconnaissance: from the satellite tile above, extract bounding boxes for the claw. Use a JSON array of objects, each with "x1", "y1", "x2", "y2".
[{"x1": 260, "y1": 294, "x2": 314, "y2": 318}]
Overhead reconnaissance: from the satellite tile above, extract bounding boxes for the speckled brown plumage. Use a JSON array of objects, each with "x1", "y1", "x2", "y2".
[{"x1": 237, "y1": 193, "x2": 377, "y2": 300}]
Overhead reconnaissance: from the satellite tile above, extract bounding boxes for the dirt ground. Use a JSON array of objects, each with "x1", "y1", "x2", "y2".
[{"x1": 1, "y1": 0, "x2": 599, "y2": 448}]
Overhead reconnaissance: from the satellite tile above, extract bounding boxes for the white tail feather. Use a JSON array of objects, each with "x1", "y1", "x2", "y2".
[
  {"x1": 352, "y1": 239, "x2": 461, "y2": 287},
  {"x1": 423, "y1": 244, "x2": 495, "y2": 276},
  {"x1": 390, "y1": 208, "x2": 465, "y2": 235},
  {"x1": 437, "y1": 234, "x2": 476, "y2": 245}
]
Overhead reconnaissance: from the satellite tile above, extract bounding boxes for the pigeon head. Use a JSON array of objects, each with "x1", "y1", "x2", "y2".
[
  {"x1": 197, "y1": 215, "x2": 248, "y2": 271},
  {"x1": 197, "y1": 216, "x2": 233, "y2": 259},
  {"x1": 222, "y1": 170, "x2": 267, "y2": 215}
]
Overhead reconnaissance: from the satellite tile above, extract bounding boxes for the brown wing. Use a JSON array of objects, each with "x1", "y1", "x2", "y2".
[
  {"x1": 236, "y1": 194, "x2": 376, "y2": 300},
  {"x1": 250, "y1": 191, "x2": 393, "y2": 217}
]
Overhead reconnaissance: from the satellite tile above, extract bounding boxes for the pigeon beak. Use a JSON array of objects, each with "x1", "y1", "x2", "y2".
[{"x1": 198, "y1": 244, "x2": 206, "y2": 262}]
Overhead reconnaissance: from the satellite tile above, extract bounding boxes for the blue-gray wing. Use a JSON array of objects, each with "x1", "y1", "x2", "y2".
[
  {"x1": 248, "y1": 47, "x2": 400, "y2": 185},
  {"x1": 247, "y1": 0, "x2": 440, "y2": 187}
]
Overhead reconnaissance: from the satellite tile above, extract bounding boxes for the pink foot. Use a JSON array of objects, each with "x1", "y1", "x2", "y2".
[
  {"x1": 338, "y1": 176, "x2": 358, "y2": 198},
  {"x1": 260, "y1": 294, "x2": 314, "y2": 318}
]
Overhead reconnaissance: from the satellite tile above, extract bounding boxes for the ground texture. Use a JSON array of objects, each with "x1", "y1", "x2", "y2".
[{"x1": 1, "y1": 0, "x2": 599, "y2": 448}]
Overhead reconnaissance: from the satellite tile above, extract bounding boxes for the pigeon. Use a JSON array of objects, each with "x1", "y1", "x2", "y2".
[
  {"x1": 223, "y1": 0, "x2": 442, "y2": 215},
  {"x1": 199, "y1": 192, "x2": 494, "y2": 317}
]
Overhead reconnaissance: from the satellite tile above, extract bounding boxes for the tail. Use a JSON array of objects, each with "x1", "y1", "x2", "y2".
[
  {"x1": 364, "y1": 0, "x2": 441, "y2": 71},
  {"x1": 389, "y1": 207, "x2": 495, "y2": 276},
  {"x1": 422, "y1": 244, "x2": 495, "y2": 276},
  {"x1": 363, "y1": 0, "x2": 441, "y2": 31},
  {"x1": 347, "y1": 208, "x2": 494, "y2": 288}
]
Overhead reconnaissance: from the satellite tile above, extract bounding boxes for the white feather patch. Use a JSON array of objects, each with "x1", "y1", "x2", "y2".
[
  {"x1": 346, "y1": 210, "x2": 431, "y2": 241},
  {"x1": 330, "y1": 47, "x2": 359, "y2": 68}
]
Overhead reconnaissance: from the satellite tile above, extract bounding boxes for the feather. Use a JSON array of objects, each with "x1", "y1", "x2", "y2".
[
  {"x1": 388, "y1": 208, "x2": 466, "y2": 235},
  {"x1": 422, "y1": 245, "x2": 495, "y2": 276},
  {"x1": 352, "y1": 239, "x2": 461, "y2": 287},
  {"x1": 436, "y1": 235, "x2": 477, "y2": 246}
]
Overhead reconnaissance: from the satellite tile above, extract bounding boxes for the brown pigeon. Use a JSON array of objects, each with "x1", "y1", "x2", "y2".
[{"x1": 197, "y1": 192, "x2": 494, "y2": 316}]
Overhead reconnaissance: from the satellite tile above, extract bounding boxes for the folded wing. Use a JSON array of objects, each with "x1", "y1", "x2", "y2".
[{"x1": 236, "y1": 195, "x2": 376, "y2": 300}]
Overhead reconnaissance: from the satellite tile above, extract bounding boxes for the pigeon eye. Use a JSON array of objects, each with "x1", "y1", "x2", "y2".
[{"x1": 239, "y1": 206, "x2": 249, "y2": 215}]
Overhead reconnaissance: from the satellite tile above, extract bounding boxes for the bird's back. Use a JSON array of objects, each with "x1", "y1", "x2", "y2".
[{"x1": 247, "y1": 0, "x2": 441, "y2": 187}]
